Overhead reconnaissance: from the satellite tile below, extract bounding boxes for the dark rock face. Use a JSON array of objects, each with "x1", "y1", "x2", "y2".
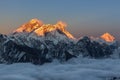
[
  {"x1": 0, "y1": 34, "x2": 118, "y2": 65},
  {"x1": 0, "y1": 34, "x2": 76, "y2": 64},
  {"x1": 1, "y1": 40, "x2": 51, "y2": 64},
  {"x1": 0, "y1": 34, "x2": 7, "y2": 44},
  {"x1": 76, "y1": 36, "x2": 113, "y2": 58}
]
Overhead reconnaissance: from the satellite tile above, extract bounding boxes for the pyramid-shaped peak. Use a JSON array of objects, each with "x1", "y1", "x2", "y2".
[
  {"x1": 100, "y1": 32, "x2": 115, "y2": 42},
  {"x1": 56, "y1": 21, "x2": 67, "y2": 27},
  {"x1": 29, "y1": 18, "x2": 43, "y2": 25},
  {"x1": 14, "y1": 18, "x2": 43, "y2": 33}
]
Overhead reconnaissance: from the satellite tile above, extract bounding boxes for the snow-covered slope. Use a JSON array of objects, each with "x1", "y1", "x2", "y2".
[{"x1": 0, "y1": 58, "x2": 120, "y2": 80}]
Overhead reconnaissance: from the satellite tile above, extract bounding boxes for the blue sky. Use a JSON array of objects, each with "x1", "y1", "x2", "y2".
[{"x1": 0, "y1": 0, "x2": 120, "y2": 39}]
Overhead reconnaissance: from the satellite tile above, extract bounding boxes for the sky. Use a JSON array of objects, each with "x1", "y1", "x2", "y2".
[{"x1": 0, "y1": 0, "x2": 120, "y2": 39}]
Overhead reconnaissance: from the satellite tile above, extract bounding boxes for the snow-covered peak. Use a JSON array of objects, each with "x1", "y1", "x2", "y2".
[
  {"x1": 13, "y1": 18, "x2": 43, "y2": 33},
  {"x1": 100, "y1": 32, "x2": 115, "y2": 42},
  {"x1": 29, "y1": 18, "x2": 43, "y2": 24},
  {"x1": 34, "y1": 21, "x2": 75, "y2": 39}
]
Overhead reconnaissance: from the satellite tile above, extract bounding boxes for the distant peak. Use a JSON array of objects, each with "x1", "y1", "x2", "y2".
[{"x1": 100, "y1": 32, "x2": 115, "y2": 42}]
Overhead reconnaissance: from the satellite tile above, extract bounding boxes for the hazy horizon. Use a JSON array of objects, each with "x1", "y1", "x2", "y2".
[{"x1": 0, "y1": 0, "x2": 120, "y2": 39}]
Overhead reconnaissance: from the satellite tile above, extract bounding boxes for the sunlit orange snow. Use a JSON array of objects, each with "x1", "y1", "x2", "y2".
[
  {"x1": 14, "y1": 19, "x2": 75, "y2": 39},
  {"x1": 14, "y1": 18, "x2": 43, "y2": 33},
  {"x1": 35, "y1": 21, "x2": 74, "y2": 39},
  {"x1": 101, "y1": 32, "x2": 115, "y2": 42}
]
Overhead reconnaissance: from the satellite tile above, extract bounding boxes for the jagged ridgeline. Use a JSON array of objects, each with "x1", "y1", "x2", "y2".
[{"x1": 0, "y1": 19, "x2": 119, "y2": 64}]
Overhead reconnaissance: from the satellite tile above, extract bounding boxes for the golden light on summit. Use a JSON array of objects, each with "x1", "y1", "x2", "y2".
[
  {"x1": 14, "y1": 19, "x2": 75, "y2": 39},
  {"x1": 56, "y1": 21, "x2": 67, "y2": 28},
  {"x1": 101, "y1": 32, "x2": 115, "y2": 42},
  {"x1": 14, "y1": 19, "x2": 43, "y2": 33},
  {"x1": 29, "y1": 18, "x2": 43, "y2": 25},
  {"x1": 34, "y1": 21, "x2": 75, "y2": 39},
  {"x1": 30, "y1": 19, "x2": 37, "y2": 24}
]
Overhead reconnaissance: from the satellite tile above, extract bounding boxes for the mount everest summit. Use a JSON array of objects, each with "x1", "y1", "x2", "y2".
[{"x1": 0, "y1": 19, "x2": 119, "y2": 64}]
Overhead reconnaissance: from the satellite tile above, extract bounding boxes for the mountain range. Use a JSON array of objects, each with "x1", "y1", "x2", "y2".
[{"x1": 0, "y1": 19, "x2": 119, "y2": 64}]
